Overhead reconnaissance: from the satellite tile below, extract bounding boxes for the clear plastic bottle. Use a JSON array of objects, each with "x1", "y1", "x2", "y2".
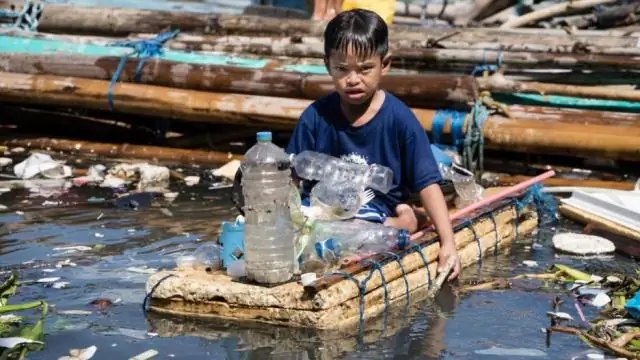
[
  {"x1": 309, "y1": 180, "x2": 364, "y2": 220},
  {"x1": 291, "y1": 151, "x2": 393, "y2": 194},
  {"x1": 241, "y1": 131, "x2": 296, "y2": 284},
  {"x1": 195, "y1": 243, "x2": 222, "y2": 271},
  {"x1": 306, "y1": 221, "x2": 410, "y2": 263}
]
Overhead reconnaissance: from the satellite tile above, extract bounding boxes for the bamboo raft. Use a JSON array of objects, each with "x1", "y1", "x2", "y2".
[{"x1": 145, "y1": 187, "x2": 543, "y2": 329}]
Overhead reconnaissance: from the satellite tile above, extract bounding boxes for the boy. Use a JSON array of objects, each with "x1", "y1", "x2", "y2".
[{"x1": 286, "y1": 9, "x2": 460, "y2": 280}]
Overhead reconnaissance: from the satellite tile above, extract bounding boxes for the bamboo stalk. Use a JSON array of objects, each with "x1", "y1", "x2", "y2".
[
  {"x1": 0, "y1": 52, "x2": 477, "y2": 108},
  {"x1": 500, "y1": 0, "x2": 619, "y2": 28},
  {"x1": 478, "y1": 72, "x2": 640, "y2": 102},
  {"x1": 0, "y1": 72, "x2": 638, "y2": 161},
  {"x1": 103, "y1": 35, "x2": 640, "y2": 71},
  {"x1": 1, "y1": 1, "x2": 637, "y2": 47},
  {"x1": 481, "y1": 172, "x2": 637, "y2": 191},
  {"x1": 2, "y1": 137, "x2": 241, "y2": 165}
]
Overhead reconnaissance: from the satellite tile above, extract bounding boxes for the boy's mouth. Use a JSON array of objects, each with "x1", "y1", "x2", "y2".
[{"x1": 345, "y1": 88, "x2": 366, "y2": 100}]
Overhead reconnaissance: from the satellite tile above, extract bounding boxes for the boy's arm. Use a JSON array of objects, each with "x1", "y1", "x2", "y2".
[
  {"x1": 419, "y1": 184, "x2": 460, "y2": 280},
  {"x1": 401, "y1": 109, "x2": 460, "y2": 280},
  {"x1": 286, "y1": 106, "x2": 318, "y2": 187}
]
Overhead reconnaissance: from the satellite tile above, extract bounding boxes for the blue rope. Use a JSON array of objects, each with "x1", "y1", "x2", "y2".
[
  {"x1": 463, "y1": 99, "x2": 489, "y2": 174},
  {"x1": 411, "y1": 243, "x2": 432, "y2": 288},
  {"x1": 484, "y1": 208, "x2": 500, "y2": 255},
  {"x1": 0, "y1": 0, "x2": 43, "y2": 31},
  {"x1": 471, "y1": 50, "x2": 504, "y2": 76},
  {"x1": 430, "y1": 109, "x2": 466, "y2": 149},
  {"x1": 384, "y1": 251, "x2": 410, "y2": 304},
  {"x1": 106, "y1": 29, "x2": 180, "y2": 110}
]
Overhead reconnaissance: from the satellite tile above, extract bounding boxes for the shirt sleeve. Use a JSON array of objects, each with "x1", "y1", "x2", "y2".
[
  {"x1": 286, "y1": 105, "x2": 317, "y2": 155},
  {"x1": 400, "y1": 108, "x2": 443, "y2": 193}
]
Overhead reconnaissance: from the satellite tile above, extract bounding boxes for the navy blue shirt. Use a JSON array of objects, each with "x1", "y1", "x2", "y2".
[{"x1": 286, "y1": 91, "x2": 442, "y2": 212}]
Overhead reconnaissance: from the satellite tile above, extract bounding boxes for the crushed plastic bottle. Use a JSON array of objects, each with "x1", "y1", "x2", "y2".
[
  {"x1": 301, "y1": 221, "x2": 409, "y2": 271},
  {"x1": 291, "y1": 150, "x2": 393, "y2": 194},
  {"x1": 308, "y1": 180, "x2": 364, "y2": 220},
  {"x1": 194, "y1": 243, "x2": 222, "y2": 271},
  {"x1": 439, "y1": 163, "x2": 483, "y2": 208},
  {"x1": 241, "y1": 131, "x2": 296, "y2": 284}
]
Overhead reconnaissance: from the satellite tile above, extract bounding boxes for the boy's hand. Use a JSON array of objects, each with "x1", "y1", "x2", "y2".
[{"x1": 437, "y1": 242, "x2": 460, "y2": 281}]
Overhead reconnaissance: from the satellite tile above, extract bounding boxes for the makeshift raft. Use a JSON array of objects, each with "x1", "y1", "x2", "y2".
[{"x1": 145, "y1": 186, "x2": 552, "y2": 329}]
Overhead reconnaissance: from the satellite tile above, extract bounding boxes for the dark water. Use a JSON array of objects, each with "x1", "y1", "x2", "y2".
[{"x1": 0, "y1": 180, "x2": 636, "y2": 360}]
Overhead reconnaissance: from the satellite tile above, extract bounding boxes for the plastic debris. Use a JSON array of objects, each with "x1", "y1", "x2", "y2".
[
  {"x1": 0, "y1": 157, "x2": 12, "y2": 167},
  {"x1": 552, "y1": 233, "x2": 615, "y2": 255},
  {"x1": 0, "y1": 337, "x2": 43, "y2": 349},
  {"x1": 129, "y1": 349, "x2": 159, "y2": 360},
  {"x1": 58, "y1": 345, "x2": 97, "y2": 360},
  {"x1": 546, "y1": 311, "x2": 574, "y2": 321},
  {"x1": 522, "y1": 260, "x2": 538, "y2": 267},
  {"x1": 212, "y1": 159, "x2": 240, "y2": 181},
  {"x1": 474, "y1": 346, "x2": 546, "y2": 357},
  {"x1": 14, "y1": 153, "x2": 72, "y2": 180}
]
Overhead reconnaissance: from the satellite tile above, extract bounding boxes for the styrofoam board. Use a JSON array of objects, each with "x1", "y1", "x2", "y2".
[{"x1": 561, "y1": 190, "x2": 640, "y2": 232}]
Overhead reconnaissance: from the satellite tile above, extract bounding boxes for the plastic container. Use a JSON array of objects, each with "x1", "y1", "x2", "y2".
[
  {"x1": 176, "y1": 255, "x2": 197, "y2": 270},
  {"x1": 309, "y1": 180, "x2": 364, "y2": 220},
  {"x1": 241, "y1": 131, "x2": 296, "y2": 284},
  {"x1": 291, "y1": 150, "x2": 393, "y2": 194},
  {"x1": 219, "y1": 216, "x2": 245, "y2": 269},
  {"x1": 195, "y1": 243, "x2": 222, "y2": 271},
  {"x1": 439, "y1": 163, "x2": 484, "y2": 208},
  {"x1": 227, "y1": 259, "x2": 246, "y2": 279},
  {"x1": 303, "y1": 221, "x2": 410, "y2": 264}
]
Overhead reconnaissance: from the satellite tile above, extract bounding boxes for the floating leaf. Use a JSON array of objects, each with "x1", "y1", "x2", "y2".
[
  {"x1": 554, "y1": 264, "x2": 592, "y2": 282},
  {"x1": 0, "y1": 337, "x2": 43, "y2": 349}
]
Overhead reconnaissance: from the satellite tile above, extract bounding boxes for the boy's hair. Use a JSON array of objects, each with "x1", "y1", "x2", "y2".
[{"x1": 323, "y1": 9, "x2": 389, "y2": 60}]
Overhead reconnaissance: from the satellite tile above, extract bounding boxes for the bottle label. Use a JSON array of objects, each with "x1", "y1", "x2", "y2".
[{"x1": 314, "y1": 238, "x2": 341, "y2": 261}]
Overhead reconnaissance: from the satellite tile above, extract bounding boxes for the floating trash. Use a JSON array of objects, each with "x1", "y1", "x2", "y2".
[{"x1": 552, "y1": 233, "x2": 615, "y2": 255}]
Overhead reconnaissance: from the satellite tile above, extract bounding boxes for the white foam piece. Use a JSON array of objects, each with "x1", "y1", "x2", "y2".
[{"x1": 552, "y1": 232, "x2": 615, "y2": 255}]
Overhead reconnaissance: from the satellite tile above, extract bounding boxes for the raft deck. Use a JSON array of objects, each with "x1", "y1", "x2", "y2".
[{"x1": 145, "y1": 188, "x2": 543, "y2": 329}]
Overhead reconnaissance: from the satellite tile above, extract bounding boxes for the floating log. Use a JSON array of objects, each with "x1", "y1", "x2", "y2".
[
  {"x1": 145, "y1": 196, "x2": 537, "y2": 329},
  {"x1": 0, "y1": 51, "x2": 477, "y2": 109},
  {"x1": 481, "y1": 172, "x2": 638, "y2": 191},
  {"x1": 0, "y1": 72, "x2": 638, "y2": 161},
  {"x1": 1, "y1": 1, "x2": 638, "y2": 48},
  {"x1": 500, "y1": 0, "x2": 619, "y2": 28},
  {"x1": 2, "y1": 137, "x2": 241, "y2": 165},
  {"x1": 478, "y1": 73, "x2": 640, "y2": 103},
  {"x1": 120, "y1": 35, "x2": 640, "y2": 71},
  {"x1": 6, "y1": 28, "x2": 640, "y2": 57}
]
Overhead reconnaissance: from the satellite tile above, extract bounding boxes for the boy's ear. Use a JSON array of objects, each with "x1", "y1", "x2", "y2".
[{"x1": 381, "y1": 53, "x2": 392, "y2": 75}]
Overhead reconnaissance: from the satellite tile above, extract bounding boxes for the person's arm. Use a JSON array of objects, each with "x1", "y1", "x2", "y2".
[
  {"x1": 286, "y1": 106, "x2": 318, "y2": 187},
  {"x1": 401, "y1": 110, "x2": 461, "y2": 280}
]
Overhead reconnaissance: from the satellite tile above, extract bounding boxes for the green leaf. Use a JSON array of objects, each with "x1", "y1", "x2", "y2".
[
  {"x1": 553, "y1": 264, "x2": 593, "y2": 282},
  {"x1": 0, "y1": 273, "x2": 18, "y2": 307}
]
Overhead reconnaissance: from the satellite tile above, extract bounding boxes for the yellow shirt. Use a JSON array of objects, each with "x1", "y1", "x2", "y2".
[{"x1": 341, "y1": 0, "x2": 396, "y2": 25}]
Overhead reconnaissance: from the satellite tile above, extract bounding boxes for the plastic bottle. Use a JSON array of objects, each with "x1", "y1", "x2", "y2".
[
  {"x1": 291, "y1": 150, "x2": 393, "y2": 194},
  {"x1": 309, "y1": 180, "x2": 364, "y2": 220},
  {"x1": 241, "y1": 131, "x2": 296, "y2": 284},
  {"x1": 194, "y1": 243, "x2": 222, "y2": 271},
  {"x1": 305, "y1": 221, "x2": 410, "y2": 264}
]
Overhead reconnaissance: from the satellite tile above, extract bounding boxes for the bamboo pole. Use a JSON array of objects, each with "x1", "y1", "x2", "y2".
[
  {"x1": 1, "y1": 1, "x2": 638, "y2": 47},
  {"x1": 5, "y1": 29, "x2": 640, "y2": 57},
  {"x1": 66, "y1": 34, "x2": 638, "y2": 71},
  {"x1": 500, "y1": 0, "x2": 619, "y2": 28},
  {"x1": 0, "y1": 72, "x2": 638, "y2": 161},
  {"x1": 478, "y1": 73, "x2": 640, "y2": 103},
  {"x1": 2, "y1": 137, "x2": 241, "y2": 165},
  {"x1": 0, "y1": 52, "x2": 478, "y2": 108},
  {"x1": 481, "y1": 172, "x2": 637, "y2": 191}
]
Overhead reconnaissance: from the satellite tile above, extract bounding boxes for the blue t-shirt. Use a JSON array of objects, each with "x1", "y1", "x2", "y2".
[{"x1": 286, "y1": 91, "x2": 442, "y2": 212}]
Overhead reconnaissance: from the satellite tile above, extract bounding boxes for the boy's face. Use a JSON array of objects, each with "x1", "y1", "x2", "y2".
[{"x1": 325, "y1": 48, "x2": 390, "y2": 105}]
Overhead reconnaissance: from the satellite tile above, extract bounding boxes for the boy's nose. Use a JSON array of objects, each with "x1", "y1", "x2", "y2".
[{"x1": 346, "y1": 72, "x2": 359, "y2": 85}]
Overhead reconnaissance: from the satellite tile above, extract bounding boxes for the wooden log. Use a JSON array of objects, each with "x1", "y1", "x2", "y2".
[
  {"x1": 500, "y1": 0, "x2": 619, "y2": 28},
  {"x1": 92, "y1": 34, "x2": 640, "y2": 71},
  {"x1": 1, "y1": 1, "x2": 638, "y2": 48},
  {"x1": 0, "y1": 52, "x2": 478, "y2": 108},
  {"x1": 6, "y1": 28, "x2": 640, "y2": 57},
  {"x1": 481, "y1": 172, "x2": 637, "y2": 191},
  {"x1": 2, "y1": 137, "x2": 241, "y2": 165},
  {"x1": 0, "y1": 73, "x2": 638, "y2": 161},
  {"x1": 478, "y1": 73, "x2": 640, "y2": 103}
]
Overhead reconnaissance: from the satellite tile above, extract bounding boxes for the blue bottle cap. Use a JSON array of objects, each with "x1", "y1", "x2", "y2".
[
  {"x1": 396, "y1": 229, "x2": 410, "y2": 249},
  {"x1": 256, "y1": 131, "x2": 272, "y2": 142}
]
